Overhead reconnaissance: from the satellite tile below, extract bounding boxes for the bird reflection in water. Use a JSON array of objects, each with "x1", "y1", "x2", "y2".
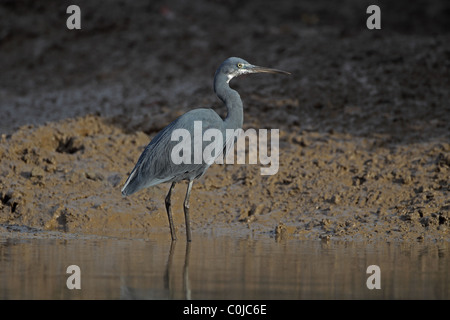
[{"x1": 120, "y1": 241, "x2": 191, "y2": 300}]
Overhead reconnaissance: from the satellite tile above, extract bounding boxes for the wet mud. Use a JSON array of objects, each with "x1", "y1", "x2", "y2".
[{"x1": 0, "y1": 0, "x2": 449, "y2": 242}]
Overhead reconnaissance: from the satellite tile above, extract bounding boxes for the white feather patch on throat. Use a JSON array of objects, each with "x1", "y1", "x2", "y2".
[{"x1": 226, "y1": 69, "x2": 250, "y2": 83}]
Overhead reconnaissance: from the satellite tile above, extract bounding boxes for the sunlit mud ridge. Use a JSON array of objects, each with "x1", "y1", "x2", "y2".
[{"x1": 0, "y1": 115, "x2": 448, "y2": 241}]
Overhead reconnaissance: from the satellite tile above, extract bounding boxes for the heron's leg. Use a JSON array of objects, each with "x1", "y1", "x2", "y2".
[
  {"x1": 183, "y1": 180, "x2": 194, "y2": 242},
  {"x1": 165, "y1": 182, "x2": 177, "y2": 241}
]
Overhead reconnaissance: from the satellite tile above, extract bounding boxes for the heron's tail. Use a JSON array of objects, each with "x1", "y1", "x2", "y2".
[{"x1": 121, "y1": 169, "x2": 138, "y2": 197}]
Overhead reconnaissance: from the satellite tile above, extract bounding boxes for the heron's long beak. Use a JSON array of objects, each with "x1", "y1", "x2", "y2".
[{"x1": 249, "y1": 65, "x2": 291, "y2": 75}]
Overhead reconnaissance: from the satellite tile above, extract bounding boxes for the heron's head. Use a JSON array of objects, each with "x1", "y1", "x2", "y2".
[{"x1": 216, "y1": 57, "x2": 290, "y2": 84}]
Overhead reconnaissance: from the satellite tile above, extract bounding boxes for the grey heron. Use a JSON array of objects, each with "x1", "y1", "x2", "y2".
[{"x1": 121, "y1": 57, "x2": 290, "y2": 241}]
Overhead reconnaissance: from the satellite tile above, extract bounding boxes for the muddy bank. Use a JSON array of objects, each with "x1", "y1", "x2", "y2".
[
  {"x1": 0, "y1": 0, "x2": 449, "y2": 241},
  {"x1": 0, "y1": 114, "x2": 448, "y2": 241}
]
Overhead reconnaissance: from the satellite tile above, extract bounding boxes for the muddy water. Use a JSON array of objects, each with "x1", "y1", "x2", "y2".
[{"x1": 0, "y1": 235, "x2": 448, "y2": 300}]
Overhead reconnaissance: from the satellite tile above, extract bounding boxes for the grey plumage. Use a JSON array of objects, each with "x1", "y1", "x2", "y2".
[
  {"x1": 121, "y1": 108, "x2": 223, "y2": 196},
  {"x1": 121, "y1": 57, "x2": 289, "y2": 241}
]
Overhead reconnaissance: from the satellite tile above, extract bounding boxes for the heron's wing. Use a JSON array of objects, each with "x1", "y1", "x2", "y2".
[{"x1": 121, "y1": 108, "x2": 225, "y2": 196}]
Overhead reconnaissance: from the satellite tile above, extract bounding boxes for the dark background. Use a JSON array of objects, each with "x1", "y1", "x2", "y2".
[{"x1": 0, "y1": 0, "x2": 449, "y2": 144}]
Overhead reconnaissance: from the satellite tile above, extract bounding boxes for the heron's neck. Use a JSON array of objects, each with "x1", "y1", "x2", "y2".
[{"x1": 214, "y1": 74, "x2": 243, "y2": 130}]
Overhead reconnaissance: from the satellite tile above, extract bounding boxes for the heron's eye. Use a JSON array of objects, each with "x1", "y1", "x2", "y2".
[{"x1": 237, "y1": 63, "x2": 243, "y2": 68}]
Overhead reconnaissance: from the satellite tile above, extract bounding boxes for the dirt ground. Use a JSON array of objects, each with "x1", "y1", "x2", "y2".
[{"x1": 0, "y1": 0, "x2": 449, "y2": 242}]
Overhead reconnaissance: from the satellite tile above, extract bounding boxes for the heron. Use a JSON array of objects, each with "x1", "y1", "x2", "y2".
[{"x1": 121, "y1": 57, "x2": 290, "y2": 241}]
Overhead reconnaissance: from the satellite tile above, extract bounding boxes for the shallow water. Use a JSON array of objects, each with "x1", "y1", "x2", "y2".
[{"x1": 0, "y1": 234, "x2": 448, "y2": 299}]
